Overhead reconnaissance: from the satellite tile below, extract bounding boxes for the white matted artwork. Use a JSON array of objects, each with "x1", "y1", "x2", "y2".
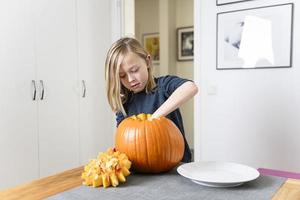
[
  {"x1": 177, "y1": 26, "x2": 194, "y2": 61},
  {"x1": 142, "y1": 33, "x2": 159, "y2": 65},
  {"x1": 217, "y1": 3, "x2": 294, "y2": 70},
  {"x1": 217, "y1": 0, "x2": 255, "y2": 6}
]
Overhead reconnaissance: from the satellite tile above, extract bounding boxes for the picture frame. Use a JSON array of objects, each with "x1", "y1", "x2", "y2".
[
  {"x1": 217, "y1": 3, "x2": 294, "y2": 70},
  {"x1": 217, "y1": 0, "x2": 255, "y2": 6},
  {"x1": 177, "y1": 26, "x2": 194, "y2": 61},
  {"x1": 142, "y1": 33, "x2": 160, "y2": 65}
]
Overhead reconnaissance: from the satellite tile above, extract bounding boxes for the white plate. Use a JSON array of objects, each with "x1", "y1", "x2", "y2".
[{"x1": 177, "y1": 161, "x2": 260, "y2": 187}]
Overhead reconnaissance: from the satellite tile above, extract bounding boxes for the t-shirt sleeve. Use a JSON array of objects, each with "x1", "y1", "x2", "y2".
[
  {"x1": 116, "y1": 111, "x2": 125, "y2": 127},
  {"x1": 159, "y1": 75, "x2": 192, "y2": 95}
]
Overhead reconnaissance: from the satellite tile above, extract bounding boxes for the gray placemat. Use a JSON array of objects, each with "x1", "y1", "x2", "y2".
[{"x1": 48, "y1": 169, "x2": 285, "y2": 200}]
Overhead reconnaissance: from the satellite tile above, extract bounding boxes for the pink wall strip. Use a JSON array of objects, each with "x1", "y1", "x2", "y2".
[{"x1": 258, "y1": 168, "x2": 300, "y2": 180}]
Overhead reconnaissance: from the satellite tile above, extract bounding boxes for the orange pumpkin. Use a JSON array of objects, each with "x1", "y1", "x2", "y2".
[{"x1": 115, "y1": 113, "x2": 184, "y2": 173}]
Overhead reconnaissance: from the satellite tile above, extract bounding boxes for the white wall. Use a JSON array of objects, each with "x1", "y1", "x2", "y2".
[
  {"x1": 195, "y1": 0, "x2": 300, "y2": 172},
  {"x1": 176, "y1": 0, "x2": 194, "y2": 149},
  {"x1": 135, "y1": 0, "x2": 159, "y2": 42},
  {"x1": 124, "y1": 0, "x2": 135, "y2": 37},
  {"x1": 159, "y1": 0, "x2": 176, "y2": 76},
  {"x1": 135, "y1": 0, "x2": 159, "y2": 76}
]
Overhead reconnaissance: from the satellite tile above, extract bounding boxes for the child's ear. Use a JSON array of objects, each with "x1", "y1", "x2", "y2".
[{"x1": 146, "y1": 54, "x2": 151, "y2": 67}]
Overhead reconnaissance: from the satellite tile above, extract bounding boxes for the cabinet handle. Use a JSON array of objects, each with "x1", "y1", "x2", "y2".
[
  {"x1": 31, "y1": 80, "x2": 37, "y2": 101},
  {"x1": 82, "y1": 80, "x2": 86, "y2": 98},
  {"x1": 40, "y1": 80, "x2": 44, "y2": 100}
]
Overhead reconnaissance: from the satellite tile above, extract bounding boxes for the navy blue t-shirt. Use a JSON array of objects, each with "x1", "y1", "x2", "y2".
[{"x1": 116, "y1": 75, "x2": 192, "y2": 162}]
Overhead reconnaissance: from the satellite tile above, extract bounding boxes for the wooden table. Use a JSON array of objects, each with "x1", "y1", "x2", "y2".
[{"x1": 0, "y1": 166, "x2": 299, "y2": 200}]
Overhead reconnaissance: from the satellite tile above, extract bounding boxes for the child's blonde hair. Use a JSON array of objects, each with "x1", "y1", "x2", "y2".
[{"x1": 105, "y1": 37, "x2": 156, "y2": 116}]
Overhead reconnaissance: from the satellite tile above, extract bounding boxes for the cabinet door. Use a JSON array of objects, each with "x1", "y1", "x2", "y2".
[
  {"x1": 35, "y1": 0, "x2": 79, "y2": 177},
  {"x1": 0, "y1": 0, "x2": 39, "y2": 189},
  {"x1": 77, "y1": 0, "x2": 114, "y2": 164}
]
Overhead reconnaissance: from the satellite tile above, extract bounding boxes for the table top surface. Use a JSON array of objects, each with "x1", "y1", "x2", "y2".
[{"x1": 0, "y1": 166, "x2": 299, "y2": 200}]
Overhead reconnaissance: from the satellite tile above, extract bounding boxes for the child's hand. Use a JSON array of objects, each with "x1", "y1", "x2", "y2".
[
  {"x1": 148, "y1": 116, "x2": 154, "y2": 121},
  {"x1": 149, "y1": 114, "x2": 159, "y2": 121}
]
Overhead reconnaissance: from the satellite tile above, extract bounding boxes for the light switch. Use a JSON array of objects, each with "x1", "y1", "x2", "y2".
[{"x1": 207, "y1": 85, "x2": 217, "y2": 95}]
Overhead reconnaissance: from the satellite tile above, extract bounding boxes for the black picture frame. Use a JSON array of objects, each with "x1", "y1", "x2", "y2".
[
  {"x1": 217, "y1": 0, "x2": 255, "y2": 6},
  {"x1": 216, "y1": 3, "x2": 294, "y2": 70},
  {"x1": 177, "y1": 26, "x2": 194, "y2": 61}
]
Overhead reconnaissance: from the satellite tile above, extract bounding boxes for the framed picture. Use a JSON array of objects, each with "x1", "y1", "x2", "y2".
[
  {"x1": 217, "y1": 3, "x2": 294, "y2": 70},
  {"x1": 142, "y1": 33, "x2": 159, "y2": 65},
  {"x1": 217, "y1": 0, "x2": 255, "y2": 6},
  {"x1": 177, "y1": 26, "x2": 194, "y2": 61}
]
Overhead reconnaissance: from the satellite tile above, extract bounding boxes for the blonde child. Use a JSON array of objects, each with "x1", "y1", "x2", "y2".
[{"x1": 105, "y1": 37, "x2": 198, "y2": 162}]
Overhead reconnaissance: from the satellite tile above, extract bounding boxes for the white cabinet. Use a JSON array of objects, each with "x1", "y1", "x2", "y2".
[
  {"x1": 77, "y1": 0, "x2": 115, "y2": 165},
  {"x1": 0, "y1": 0, "x2": 39, "y2": 189},
  {"x1": 35, "y1": 0, "x2": 80, "y2": 178},
  {"x1": 0, "y1": 0, "x2": 115, "y2": 189}
]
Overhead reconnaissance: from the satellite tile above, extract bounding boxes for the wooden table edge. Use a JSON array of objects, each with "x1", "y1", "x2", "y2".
[
  {"x1": 0, "y1": 166, "x2": 84, "y2": 200},
  {"x1": 1, "y1": 166, "x2": 299, "y2": 200}
]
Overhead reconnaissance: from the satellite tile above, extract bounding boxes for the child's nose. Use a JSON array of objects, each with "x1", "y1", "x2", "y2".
[{"x1": 127, "y1": 74, "x2": 135, "y2": 82}]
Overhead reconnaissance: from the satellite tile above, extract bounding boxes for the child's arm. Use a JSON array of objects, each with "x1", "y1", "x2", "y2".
[{"x1": 150, "y1": 81, "x2": 198, "y2": 119}]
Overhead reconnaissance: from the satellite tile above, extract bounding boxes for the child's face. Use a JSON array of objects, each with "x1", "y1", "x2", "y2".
[{"x1": 119, "y1": 52, "x2": 149, "y2": 93}]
